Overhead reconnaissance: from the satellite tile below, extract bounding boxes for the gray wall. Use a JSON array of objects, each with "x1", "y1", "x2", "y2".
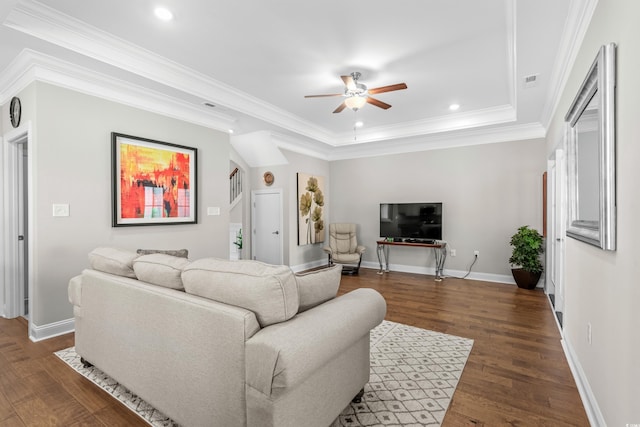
[
  {"x1": 27, "y1": 82, "x2": 231, "y2": 327},
  {"x1": 329, "y1": 138, "x2": 546, "y2": 280},
  {"x1": 545, "y1": 0, "x2": 640, "y2": 423}
]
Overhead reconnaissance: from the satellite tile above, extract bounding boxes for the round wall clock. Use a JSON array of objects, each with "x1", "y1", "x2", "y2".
[
  {"x1": 10, "y1": 97, "x2": 21, "y2": 128},
  {"x1": 263, "y1": 171, "x2": 275, "y2": 186}
]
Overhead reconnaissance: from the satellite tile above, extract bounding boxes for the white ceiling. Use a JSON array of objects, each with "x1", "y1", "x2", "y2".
[{"x1": 0, "y1": 0, "x2": 590, "y2": 160}]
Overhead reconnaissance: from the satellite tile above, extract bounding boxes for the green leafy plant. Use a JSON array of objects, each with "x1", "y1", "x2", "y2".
[
  {"x1": 509, "y1": 225, "x2": 544, "y2": 273},
  {"x1": 233, "y1": 229, "x2": 242, "y2": 250}
]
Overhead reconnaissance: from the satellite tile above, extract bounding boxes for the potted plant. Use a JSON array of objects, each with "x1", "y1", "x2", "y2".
[
  {"x1": 234, "y1": 229, "x2": 243, "y2": 259},
  {"x1": 509, "y1": 225, "x2": 544, "y2": 289}
]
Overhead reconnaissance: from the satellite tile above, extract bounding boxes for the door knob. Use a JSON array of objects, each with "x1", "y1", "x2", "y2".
[
  {"x1": 272, "y1": 231, "x2": 279, "y2": 235},
  {"x1": 18, "y1": 235, "x2": 24, "y2": 241}
]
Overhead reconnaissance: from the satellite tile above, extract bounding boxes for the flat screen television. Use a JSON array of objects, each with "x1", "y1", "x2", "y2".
[{"x1": 380, "y1": 202, "x2": 442, "y2": 241}]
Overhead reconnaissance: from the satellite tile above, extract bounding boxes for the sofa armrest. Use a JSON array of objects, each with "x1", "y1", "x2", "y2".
[
  {"x1": 322, "y1": 246, "x2": 333, "y2": 255},
  {"x1": 68, "y1": 275, "x2": 83, "y2": 306},
  {"x1": 356, "y1": 245, "x2": 366, "y2": 254},
  {"x1": 245, "y1": 288, "x2": 386, "y2": 397}
]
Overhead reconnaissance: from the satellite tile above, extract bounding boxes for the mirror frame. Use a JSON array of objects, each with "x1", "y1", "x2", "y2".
[{"x1": 565, "y1": 43, "x2": 616, "y2": 250}]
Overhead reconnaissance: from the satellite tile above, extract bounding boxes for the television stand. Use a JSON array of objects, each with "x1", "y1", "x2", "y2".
[{"x1": 376, "y1": 240, "x2": 447, "y2": 281}]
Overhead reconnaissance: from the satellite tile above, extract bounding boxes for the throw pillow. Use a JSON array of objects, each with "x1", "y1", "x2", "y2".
[
  {"x1": 182, "y1": 258, "x2": 299, "y2": 327},
  {"x1": 133, "y1": 253, "x2": 190, "y2": 290},
  {"x1": 136, "y1": 248, "x2": 189, "y2": 258},
  {"x1": 295, "y1": 264, "x2": 342, "y2": 312},
  {"x1": 88, "y1": 247, "x2": 139, "y2": 278}
]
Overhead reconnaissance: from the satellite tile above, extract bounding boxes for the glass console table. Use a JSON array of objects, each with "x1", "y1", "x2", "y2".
[{"x1": 376, "y1": 240, "x2": 447, "y2": 281}]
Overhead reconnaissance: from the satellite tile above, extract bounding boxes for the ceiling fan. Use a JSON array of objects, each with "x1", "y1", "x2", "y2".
[{"x1": 305, "y1": 72, "x2": 407, "y2": 113}]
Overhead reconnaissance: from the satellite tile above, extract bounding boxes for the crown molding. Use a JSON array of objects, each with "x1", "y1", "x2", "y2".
[
  {"x1": 5, "y1": 0, "x2": 530, "y2": 149},
  {"x1": 0, "y1": 49, "x2": 543, "y2": 164},
  {"x1": 540, "y1": 0, "x2": 599, "y2": 128},
  {"x1": 2, "y1": 0, "x2": 558, "y2": 162},
  {"x1": 4, "y1": 0, "x2": 335, "y2": 144},
  {"x1": 334, "y1": 104, "x2": 517, "y2": 145},
  {"x1": 328, "y1": 122, "x2": 546, "y2": 161},
  {"x1": 0, "y1": 49, "x2": 237, "y2": 130}
]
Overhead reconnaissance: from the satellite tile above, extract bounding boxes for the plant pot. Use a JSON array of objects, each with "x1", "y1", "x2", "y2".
[{"x1": 511, "y1": 268, "x2": 542, "y2": 290}]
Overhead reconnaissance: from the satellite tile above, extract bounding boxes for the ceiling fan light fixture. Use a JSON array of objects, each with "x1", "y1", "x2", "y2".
[{"x1": 345, "y1": 96, "x2": 367, "y2": 110}]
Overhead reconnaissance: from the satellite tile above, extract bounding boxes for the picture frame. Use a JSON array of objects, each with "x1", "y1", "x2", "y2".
[
  {"x1": 565, "y1": 43, "x2": 616, "y2": 250},
  {"x1": 296, "y1": 172, "x2": 325, "y2": 245},
  {"x1": 111, "y1": 133, "x2": 197, "y2": 227}
]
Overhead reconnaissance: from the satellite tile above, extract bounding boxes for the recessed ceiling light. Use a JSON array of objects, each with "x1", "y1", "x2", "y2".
[
  {"x1": 355, "y1": 121, "x2": 364, "y2": 128},
  {"x1": 449, "y1": 104, "x2": 460, "y2": 111},
  {"x1": 228, "y1": 129, "x2": 234, "y2": 134},
  {"x1": 154, "y1": 7, "x2": 174, "y2": 21}
]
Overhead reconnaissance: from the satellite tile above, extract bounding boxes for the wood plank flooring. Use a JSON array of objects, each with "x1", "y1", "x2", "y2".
[
  {"x1": 0, "y1": 268, "x2": 588, "y2": 426},
  {"x1": 338, "y1": 268, "x2": 589, "y2": 426}
]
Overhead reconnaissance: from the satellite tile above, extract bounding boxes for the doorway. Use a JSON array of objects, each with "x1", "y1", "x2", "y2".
[
  {"x1": 547, "y1": 149, "x2": 566, "y2": 328},
  {"x1": 2, "y1": 128, "x2": 31, "y2": 321},
  {"x1": 251, "y1": 189, "x2": 283, "y2": 265}
]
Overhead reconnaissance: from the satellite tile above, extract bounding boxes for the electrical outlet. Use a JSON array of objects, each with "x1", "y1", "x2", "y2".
[
  {"x1": 474, "y1": 250, "x2": 480, "y2": 257},
  {"x1": 587, "y1": 322, "x2": 592, "y2": 345},
  {"x1": 450, "y1": 249, "x2": 456, "y2": 257}
]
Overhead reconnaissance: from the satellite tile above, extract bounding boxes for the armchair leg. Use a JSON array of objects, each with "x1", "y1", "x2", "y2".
[{"x1": 352, "y1": 388, "x2": 365, "y2": 403}]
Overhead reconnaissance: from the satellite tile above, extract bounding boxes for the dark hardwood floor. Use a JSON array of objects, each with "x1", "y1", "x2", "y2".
[
  {"x1": 0, "y1": 268, "x2": 588, "y2": 426},
  {"x1": 338, "y1": 268, "x2": 589, "y2": 426}
]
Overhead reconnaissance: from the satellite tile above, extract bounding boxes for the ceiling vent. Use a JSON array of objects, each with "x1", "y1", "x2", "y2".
[{"x1": 523, "y1": 74, "x2": 539, "y2": 89}]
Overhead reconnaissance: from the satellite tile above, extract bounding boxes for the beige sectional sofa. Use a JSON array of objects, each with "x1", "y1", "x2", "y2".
[{"x1": 68, "y1": 248, "x2": 386, "y2": 427}]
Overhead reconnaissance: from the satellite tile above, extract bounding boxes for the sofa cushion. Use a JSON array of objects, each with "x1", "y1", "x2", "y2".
[
  {"x1": 88, "y1": 247, "x2": 139, "y2": 278},
  {"x1": 295, "y1": 264, "x2": 342, "y2": 312},
  {"x1": 182, "y1": 258, "x2": 299, "y2": 327},
  {"x1": 137, "y1": 248, "x2": 189, "y2": 258},
  {"x1": 133, "y1": 254, "x2": 190, "y2": 290}
]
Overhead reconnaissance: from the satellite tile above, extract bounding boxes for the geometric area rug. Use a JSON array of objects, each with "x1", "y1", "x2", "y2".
[
  {"x1": 330, "y1": 321, "x2": 474, "y2": 426},
  {"x1": 55, "y1": 320, "x2": 473, "y2": 427}
]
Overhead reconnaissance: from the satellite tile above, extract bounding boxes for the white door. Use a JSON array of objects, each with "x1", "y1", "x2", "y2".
[
  {"x1": 547, "y1": 149, "x2": 566, "y2": 322},
  {"x1": 251, "y1": 189, "x2": 283, "y2": 265}
]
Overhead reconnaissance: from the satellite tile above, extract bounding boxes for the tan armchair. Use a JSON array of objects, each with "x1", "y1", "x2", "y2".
[{"x1": 323, "y1": 223, "x2": 366, "y2": 274}]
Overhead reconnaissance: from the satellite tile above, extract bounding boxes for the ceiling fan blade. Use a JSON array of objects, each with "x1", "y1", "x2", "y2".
[
  {"x1": 367, "y1": 97, "x2": 392, "y2": 110},
  {"x1": 341, "y1": 75, "x2": 356, "y2": 90},
  {"x1": 333, "y1": 102, "x2": 347, "y2": 113},
  {"x1": 368, "y1": 83, "x2": 408, "y2": 95},
  {"x1": 304, "y1": 93, "x2": 343, "y2": 98}
]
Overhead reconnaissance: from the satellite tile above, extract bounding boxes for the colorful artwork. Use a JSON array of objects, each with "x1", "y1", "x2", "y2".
[
  {"x1": 297, "y1": 172, "x2": 325, "y2": 245},
  {"x1": 112, "y1": 133, "x2": 197, "y2": 226}
]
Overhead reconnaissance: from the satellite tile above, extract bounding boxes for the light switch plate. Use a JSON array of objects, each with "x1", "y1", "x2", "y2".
[
  {"x1": 207, "y1": 207, "x2": 221, "y2": 216},
  {"x1": 52, "y1": 204, "x2": 69, "y2": 217}
]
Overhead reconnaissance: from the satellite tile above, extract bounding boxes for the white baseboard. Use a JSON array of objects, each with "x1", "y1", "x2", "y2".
[
  {"x1": 29, "y1": 318, "x2": 75, "y2": 342},
  {"x1": 292, "y1": 259, "x2": 532, "y2": 287},
  {"x1": 360, "y1": 261, "x2": 515, "y2": 285},
  {"x1": 561, "y1": 337, "x2": 606, "y2": 426}
]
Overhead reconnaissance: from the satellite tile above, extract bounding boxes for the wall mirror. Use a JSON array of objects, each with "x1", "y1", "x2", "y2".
[{"x1": 565, "y1": 43, "x2": 616, "y2": 250}]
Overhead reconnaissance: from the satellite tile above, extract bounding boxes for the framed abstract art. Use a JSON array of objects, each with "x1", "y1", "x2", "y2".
[
  {"x1": 296, "y1": 172, "x2": 325, "y2": 245},
  {"x1": 111, "y1": 133, "x2": 197, "y2": 226}
]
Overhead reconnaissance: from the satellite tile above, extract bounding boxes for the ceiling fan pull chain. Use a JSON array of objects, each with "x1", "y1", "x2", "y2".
[{"x1": 353, "y1": 111, "x2": 358, "y2": 142}]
